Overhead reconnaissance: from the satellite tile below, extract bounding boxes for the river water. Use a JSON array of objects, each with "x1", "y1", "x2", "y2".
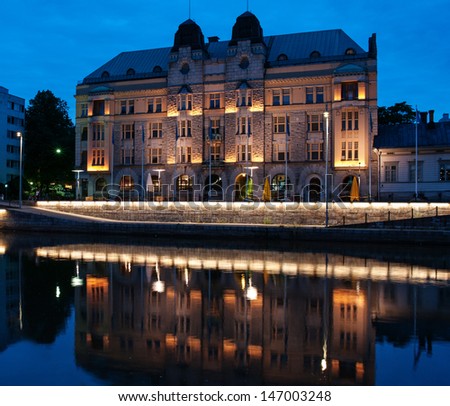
[{"x1": 0, "y1": 231, "x2": 449, "y2": 386}]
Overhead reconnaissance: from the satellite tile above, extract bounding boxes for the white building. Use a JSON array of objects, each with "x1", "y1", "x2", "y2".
[
  {"x1": 373, "y1": 111, "x2": 450, "y2": 202},
  {"x1": 0, "y1": 86, "x2": 25, "y2": 188}
]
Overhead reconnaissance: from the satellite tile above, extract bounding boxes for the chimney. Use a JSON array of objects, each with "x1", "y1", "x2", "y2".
[
  {"x1": 427, "y1": 110, "x2": 436, "y2": 129},
  {"x1": 208, "y1": 36, "x2": 219, "y2": 43},
  {"x1": 420, "y1": 111, "x2": 428, "y2": 123}
]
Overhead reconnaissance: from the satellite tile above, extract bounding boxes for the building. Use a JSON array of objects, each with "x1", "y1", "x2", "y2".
[
  {"x1": 75, "y1": 11, "x2": 377, "y2": 201},
  {"x1": 373, "y1": 111, "x2": 450, "y2": 202},
  {"x1": 0, "y1": 86, "x2": 25, "y2": 190}
]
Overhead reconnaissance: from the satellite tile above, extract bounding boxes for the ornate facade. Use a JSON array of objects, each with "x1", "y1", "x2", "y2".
[{"x1": 75, "y1": 11, "x2": 377, "y2": 201}]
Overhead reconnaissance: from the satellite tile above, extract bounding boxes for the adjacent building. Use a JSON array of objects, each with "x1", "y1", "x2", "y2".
[
  {"x1": 75, "y1": 11, "x2": 377, "y2": 201},
  {"x1": 0, "y1": 86, "x2": 25, "y2": 188},
  {"x1": 374, "y1": 111, "x2": 450, "y2": 202}
]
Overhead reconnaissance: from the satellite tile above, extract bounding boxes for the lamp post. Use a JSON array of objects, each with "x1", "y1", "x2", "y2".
[
  {"x1": 323, "y1": 112, "x2": 329, "y2": 227},
  {"x1": 17, "y1": 132, "x2": 23, "y2": 208},
  {"x1": 72, "y1": 169, "x2": 84, "y2": 200}
]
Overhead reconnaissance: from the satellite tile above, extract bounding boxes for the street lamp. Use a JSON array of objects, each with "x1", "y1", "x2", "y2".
[
  {"x1": 323, "y1": 111, "x2": 329, "y2": 227},
  {"x1": 72, "y1": 169, "x2": 84, "y2": 200},
  {"x1": 17, "y1": 132, "x2": 23, "y2": 208}
]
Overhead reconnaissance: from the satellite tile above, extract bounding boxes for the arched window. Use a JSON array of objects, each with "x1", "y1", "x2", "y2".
[
  {"x1": 95, "y1": 178, "x2": 107, "y2": 192},
  {"x1": 345, "y1": 48, "x2": 356, "y2": 56},
  {"x1": 126, "y1": 68, "x2": 135, "y2": 76},
  {"x1": 153, "y1": 65, "x2": 163, "y2": 73},
  {"x1": 271, "y1": 174, "x2": 291, "y2": 200},
  {"x1": 277, "y1": 53, "x2": 288, "y2": 61},
  {"x1": 101, "y1": 71, "x2": 110, "y2": 79},
  {"x1": 310, "y1": 50, "x2": 321, "y2": 58}
]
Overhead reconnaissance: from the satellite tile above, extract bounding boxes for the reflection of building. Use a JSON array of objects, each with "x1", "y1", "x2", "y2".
[
  {"x1": 0, "y1": 254, "x2": 21, "y2": 351},
  {"x1": 40, "y1": 243, "x2": 450, "y2": 385},
  {"x1": 75, "y1": 11, "x2": 377, "y2": 201},
  {"x1": 0, "y1": 86, "x2": 25, "y2": 186}
]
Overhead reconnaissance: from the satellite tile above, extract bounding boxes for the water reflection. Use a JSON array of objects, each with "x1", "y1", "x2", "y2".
[{"x1": 1, "y1": 234, "x2": 450, "y2": 385}]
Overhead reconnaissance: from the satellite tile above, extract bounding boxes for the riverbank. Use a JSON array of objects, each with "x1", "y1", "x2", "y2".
[{"x1": 1, "y1": 201, "x2": 450, "y2": 246}]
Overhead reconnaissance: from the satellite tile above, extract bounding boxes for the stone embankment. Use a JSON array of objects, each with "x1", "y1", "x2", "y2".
[
  {"x1": 1, "y1": 201, "x2": 450, "y2": 245},
  {"x1": 33, "y1": 200, "x2": 450, "y2": 227}
]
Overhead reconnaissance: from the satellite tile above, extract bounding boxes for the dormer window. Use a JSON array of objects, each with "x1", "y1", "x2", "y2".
[
  {"x1": 101, "y1": 71, "x2": 110, "y2": 79},
  {"x1": 153, "y1": 66, "x2": 163, "y2": 73},
  {"x1": 277, "y1": 53, "x2": 288, "y2": 61},
  {"x1": 310, "y1": 50, "x2": 321, "y2": 58},
  {"x1": 345, "y1": 48, "x2": 356, "y2": 56},
  {"x1": 126, "y1": 68, "x2": 135, "y2": 76}
]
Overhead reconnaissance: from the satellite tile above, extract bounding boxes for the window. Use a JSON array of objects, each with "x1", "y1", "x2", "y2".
[
  {"x1": 385, "y1": 163, "x2": 398, "y2": 182},
  {"x1": 306, "y1": 87, "x2": 324, "y2": 104},
  {"x1": 148, "y1": 148, "x2": 162, "y2": 164},
  {"x1": 307, "y1": 142, "x2": 324, "y2": 160},
  {"x1": 210, "y1": 144, "x2": 221, "y2": 161},
  {"x1": 178, "y1": 93, "x2": 192, "y2": 111},
  {"x1": 92, "y1": 124, "x2": 105, "y2": 141},
  {"x1": 342, "y1": 82, "x2": 358, "y2": 100},
  {"x1": 209, "y1": 93, "x2": 221, "y2": 109},
  {"x1": 121, "y1": 100, "x2": 134, "y2": 114},
  {"x1": 81, "y1": 103, "x2": 88, "y2": 117},
  {"x1": 121, "y1": 124, "x2": 135, "y2": 140},
  {"x1": 151, "y1": 122, "x2": 163, "y2": 138},
  {"x1": 409, "y1": 161, "x2": 423, "y2": 182},
  {"x1": 237, "y1": 144, "x2": 251, "y2": 162},
  {"x1": 341, "y1": 110, "x2": 359, "y2": 131},
  {"x1": 341, "y1": 141, "x2": 359, "y2": 161},
  {"x1": 179, "y1": 120, "x2": 192, "y2": 137},
  {"x1": 208, "y1": 119, "x2": 221, "y2": 140},
  {"x1": 273, "y1": 143, "x2": 289, "y2": 161},
  {"x1": 120, "y1": 175, "x2": 133, "y2": 190},
  {"x1": 121, "y1": 148, "x2": 135, "y2": 165},
  {"x1": 272, "y1": 89, "x2": 290, "y2": 106},
  {"x1": 148, "y1": 97, "x2": 162, "y2": 113},
  {"x1": 439, "y1": 162, "x2": 450, "y2": 181},
  {"x1": 92, "y1": 149, "x2": 105, "y2": 166},
  {"x1": 178, "y1": 146, "x2": 192, "y2": 163},
  {"x1": 81, "y1": 127, "x2": 88, "y2": 141},
  {"x1": 237, "y1": 116, "x2": 251, "y2": 135},
  {"x1": 236, "y1": 89, "x2": 252, "y2": 107},
  {"x1": 307, "y1": 114, "x2": 323, "y2": 132},
  {"x1": 92, "y1": 100, "x2": 105, "y2": 116},
  {"x1": 273, "y1": 116, "x2": 287, "y2": 133}
]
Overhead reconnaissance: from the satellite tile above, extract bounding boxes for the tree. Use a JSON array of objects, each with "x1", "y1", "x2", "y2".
[
  {"x1": 378, "y1": 102, "x2": 415, "y2": 125},
  {"x1": 24, "y1": 90, "x2": 75, "y2": 196}
]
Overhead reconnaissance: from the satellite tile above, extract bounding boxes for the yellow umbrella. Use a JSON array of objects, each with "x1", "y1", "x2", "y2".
[
  {"x1": 350, "y1": 176, "x2": 360, "y2": 202},
  {"x1": 263, "y1": 177, "x2": 271, "y2": 202}
]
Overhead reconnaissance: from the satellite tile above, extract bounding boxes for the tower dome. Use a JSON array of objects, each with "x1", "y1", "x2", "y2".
[
  {"x1": 229, "y1": 11, "x2": 264, "y2": 46},
  {"x1": 172, "y1": 19, "x2": 206, "y2": 52}
]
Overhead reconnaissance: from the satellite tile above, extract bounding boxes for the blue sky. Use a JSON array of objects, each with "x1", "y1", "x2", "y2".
[{"x1": 1, "y1": 0, "x2": 449, "y2": 122}]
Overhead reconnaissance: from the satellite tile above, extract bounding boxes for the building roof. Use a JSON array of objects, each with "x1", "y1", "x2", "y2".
[
  {"x1": 80, "y1": 23, "x2": 368, "y2": 85},
  {"x1": 374, "y1": 122, "x2": 450, "y2": 149}
]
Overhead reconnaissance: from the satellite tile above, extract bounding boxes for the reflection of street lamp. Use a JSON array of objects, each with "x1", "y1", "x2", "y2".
[
  {"x1": 153, "y1": 169, "x2": 165, "y2": 195},
  {"x1": 72, "y1": 169, "x2": 84, "y2": 200},
  {"x1": 152, "y1": 264, "x2": 165, "y2": 293},
  {"x1": 17, "y1": 132, "x2": 23, "y2": 208}
]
